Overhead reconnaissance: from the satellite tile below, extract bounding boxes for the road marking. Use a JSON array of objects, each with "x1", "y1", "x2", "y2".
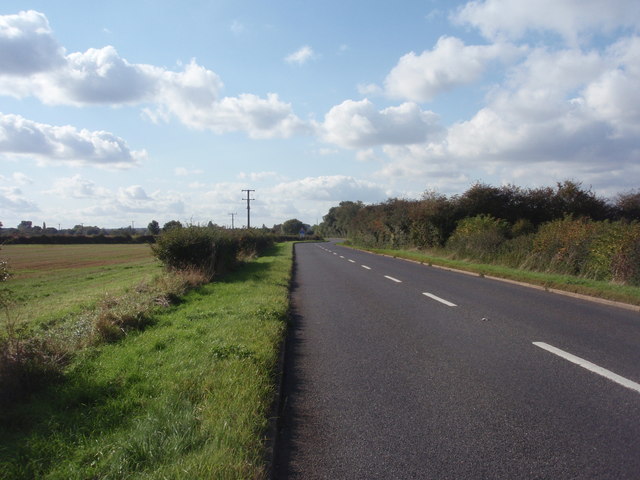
[
  {"x1": 384, "y1": 275, "x2": 402, "y2": 283},
  {"x1": 348, "y1": 259, "x2": 356, "y2": 263},
  {"x1": 340, "y1": 255, "x2": 345, "y2": 259},
  {"x1": 361, "y1": 265, "x2": 371, "y2": 270},
  {"x1": 422, "y1": 292, "x2": 457, "y2": 307},
  {"x1": 533, "y1": 342, "x2": 640, "y2": 394}
]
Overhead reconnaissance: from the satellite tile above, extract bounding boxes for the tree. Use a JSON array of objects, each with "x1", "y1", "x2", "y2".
[
  {"x1": 281, "y1": 218, "x2": 305, "y2": 235},
  {"x1": 614, "y1": 190, "x2": 640, "y2": 221},
  {"x1": 147, "y1": 220, "x2": 161, "y2": 235},
  {"x1": 162, "y1": 220, "x2": 183, "y2": 232},
  {"x1": 17, "y1": 221, "x2": 32, "y2": 232}
]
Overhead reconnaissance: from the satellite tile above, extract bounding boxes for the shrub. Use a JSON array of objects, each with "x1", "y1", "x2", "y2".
[
  {"x1": 446, "y1": 214, "x2": 510, "y2": 259},
  {"x1": 584, "y1": 221, "x2": 640, "y2": 284},
  {"x1": 530, "y1": 217, "x2": 599, "y2": 275},
  {"x1": 151, "y1": 226, "x2": 227, "y2": 279}
]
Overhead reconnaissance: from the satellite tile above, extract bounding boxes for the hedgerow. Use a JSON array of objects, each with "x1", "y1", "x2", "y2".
[
  {"x1": 320, "y1": 181, "x2": 640, "y2": 286},
  {"x1": 150, "y1": 227, "x2": 275, "y2": 279}
]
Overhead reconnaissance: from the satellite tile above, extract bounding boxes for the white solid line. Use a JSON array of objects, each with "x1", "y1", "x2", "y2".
[
  {"x1": 533, "y1": 342, "x2": 640, "y2": 394},
  {"x1": 422, "y1": 292, "x2": 457, "y2": 307},
  {"x1": 384, "y1": 275, "x2": 402, "y2": 283},
  {"x1": 361, "y1": 265, "x2": 371, "y2": 270},
  {"x1": 348, "y1": 259, "x2": 356, "y2": 263}
]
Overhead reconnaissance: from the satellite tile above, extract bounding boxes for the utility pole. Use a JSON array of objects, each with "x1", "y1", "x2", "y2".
[
  {"x1": 241, "y1": 189, "x2": 255, "y2": 229},
  {"x1": 228, "y1": 212, "x2": 237, "y2": 229}
]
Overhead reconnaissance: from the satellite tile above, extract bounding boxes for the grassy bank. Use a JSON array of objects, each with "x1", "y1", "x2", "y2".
[
  {"x1": 0, "y1": 242, "x2": 292, "y2": 479},
  {"x1": 346, "y1": 244, "x2": 640, "y2": 307}
]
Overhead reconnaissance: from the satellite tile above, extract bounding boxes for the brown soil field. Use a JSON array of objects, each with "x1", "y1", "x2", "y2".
[{"x1": 2, "y1": 244, "x2": 156, "y2": 278}]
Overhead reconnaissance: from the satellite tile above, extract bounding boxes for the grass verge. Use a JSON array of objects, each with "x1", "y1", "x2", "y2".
[
  {"x1": 0, "y1": 242, "x2": 293, "y2": 479},
  {"x1": 345, "y1": 244, "x2": 640, "y2": 307}
]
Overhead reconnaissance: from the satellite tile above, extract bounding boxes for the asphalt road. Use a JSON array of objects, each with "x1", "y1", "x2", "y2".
[{"x1": 274, "y1": 241, "x2": 640, "y2": 479}]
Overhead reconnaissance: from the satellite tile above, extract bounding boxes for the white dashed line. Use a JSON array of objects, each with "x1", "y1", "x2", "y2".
[
  {"x1": 340, "y1": 256, "x2": 345, "y2": 259},
  {"x1": 422, "y1": 292, "x2": 457, "y2": 307},
  {"x1": 361, "y1": 265, "x2": 371, "y2": 270},
  {"x1": 384, "y1": 275, "x2": 402, "y2": 283},
  {"x1": 533, "y1": 342, "x2": 640, "y2": 394},
  {"x1": 348, "y1": 259, "x2": 356, "y2": 263}
]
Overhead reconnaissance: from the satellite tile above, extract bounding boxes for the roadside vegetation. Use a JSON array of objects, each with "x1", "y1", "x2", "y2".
[
  {"x1": 318, "y1": 181, "x2": 640, "y2": 304},
  {"x1": 0, "y1": 227, "x2": 292, "y2": 478}
]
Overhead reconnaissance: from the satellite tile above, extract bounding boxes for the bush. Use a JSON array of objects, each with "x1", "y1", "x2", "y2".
[
  {"x1": 446, "y1": 214, "x2": 510, "y2": 259},
  {"x1": 151, "y1": 227, "x2": 276, "y2": 280}
]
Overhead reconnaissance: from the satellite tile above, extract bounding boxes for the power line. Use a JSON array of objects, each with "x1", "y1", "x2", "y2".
[{"x1": 241, "y1": 189, "x2": 255, "y2": 229}]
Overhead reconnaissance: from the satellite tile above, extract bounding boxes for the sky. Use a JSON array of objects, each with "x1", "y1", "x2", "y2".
[{"x1": 1, "y1": 0, "x2": 639, "y2": 229}]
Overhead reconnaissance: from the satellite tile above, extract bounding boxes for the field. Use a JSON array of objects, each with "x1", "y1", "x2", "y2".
[
  {"x1": 1, "y1": 244, "x2": 161, "y2": 327},
  {"x1": 0, "y1": 242, "x2": 292, "y2": 479}
]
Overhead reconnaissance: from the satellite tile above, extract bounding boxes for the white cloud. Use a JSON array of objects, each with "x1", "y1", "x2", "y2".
[
  {"x1": 81, "y1": 187, "x2": 186, "y2": 217},
  {"x1": 271, "y1": 175, "x2": 388, "y2": 203},
  {"x1": 357, "y1": 83, "x2": 382, "y2": 96},
  {"x1": 0, "y1": 11, "x2": 307, "y2": 140},
  {"x1": 0, "y1": 10, "x2": 65, "y2": 76},
  {"x1": 285, "y1": 45, "x2": 314, "y2": 65},
  {"x1": 45, "y1": 175, "x2": 110, "y2": 199},
  {"x1": 321, "y1": 99, "x2": 443, "y2": 149},
  {"x1": 356, "y1": 149, "x2": 383, "y2": 163},
  {"x1": 453, "y1": 0, "x2": 640, "y2": 44},
  {"x1": 175, "y1": 92, "x2": 309, "y2": 139},
  {"x1": 0, "y1": 186, "x2": 38, "y2": 212},
  {"x1": 12, "y1": 172, "x2": 32, "y2": 185},
  {"x1": 0, "y1": 113, "x2": 146, "y2": 168},
  {"x1": 384, "y1": 36, "x2": 524, "y2": 102},
  {"x1": 373, "y1": 36, "x2": 640, "y2": 194}
]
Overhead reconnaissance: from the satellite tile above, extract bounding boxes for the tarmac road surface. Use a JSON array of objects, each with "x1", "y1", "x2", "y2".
[{"x1": 274, "y1": 241, "x2": 640, "y2": 479}]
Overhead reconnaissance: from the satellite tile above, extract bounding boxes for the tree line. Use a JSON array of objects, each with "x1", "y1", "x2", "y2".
[{"x1": 317, "y1": 181, "x2": 640, "y2": 285}]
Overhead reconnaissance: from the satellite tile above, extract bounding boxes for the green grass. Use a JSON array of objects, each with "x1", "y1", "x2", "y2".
[
  {"x1": 0, "y1": 243, "x2": 293, "y2": 479},
  {"x1": 1, "y1": 244, "x2": 162, "y2": 328},
  {"x1": 346, "y1": 244, "x2": 640, "y2": 307}
]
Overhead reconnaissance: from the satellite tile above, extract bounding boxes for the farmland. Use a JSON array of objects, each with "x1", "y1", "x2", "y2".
[
  {"x1": 1, "y1": 244, "x2": 161, "y2": 328},
  {"x1": 0, "y1": 241, "x2": 292, "y2": 478}
]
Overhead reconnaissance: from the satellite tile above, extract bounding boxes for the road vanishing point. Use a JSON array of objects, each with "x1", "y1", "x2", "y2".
[{"x1": 274, "y1": 241, "x2": 640, "y2": 479}]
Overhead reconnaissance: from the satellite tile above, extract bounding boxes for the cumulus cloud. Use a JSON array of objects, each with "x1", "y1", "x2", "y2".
[
  {"x1": 271, "y1": 175, "x2": 388, "y2": 203},
  {"x1": 374, "y1": 35, "x2": 640, "y2": 194},
  {"x1": 453, "y1": 0, "x2": 640, "y2": 44},
  {"x1": 172, "y1": 92, "x2": 308, "y2": 139},
  {"x1": 285, "y1": 45, "x2": 314, "y2": 65},
  {"x1": 0, "y1": 11, "x2": 307, "y2": 139},
  {"x1": 0, "y1": 10, "x2": 65, "y2": 75},
  {"x1": 0, "y1": 113, "x2": 146, "y2": 168},
  {"x1": 321, "y1": 99, "x2": 443, "y2": 149},
  {"x1": 45, "y1": 175, "x2": 110, "y2": 199},
  {"x1": 81, "y1": 187, "x2": 186, "y2": 217},
  {"x1": 0, "y1": 186, "x2": 38, "y2": 212},
  {"x1": 12, "y1": 172, "x2": 33, "y2": 185},
  {"x1": 384, "y1": 36, "x2": 524, "y2": 102}
]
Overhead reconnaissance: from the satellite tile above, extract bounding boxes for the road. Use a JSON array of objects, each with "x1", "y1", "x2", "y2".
[{"x1": 274, "y1": 241, "x2": 640, "y2": 479}]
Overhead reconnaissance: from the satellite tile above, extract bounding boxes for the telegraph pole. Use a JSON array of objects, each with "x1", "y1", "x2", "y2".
[
  {"x1": 241, "y1": 189, "x2": 255, "y2": 228},
  {"x1": 228, "y1": 212, "x2": 237, "y2": 229}
]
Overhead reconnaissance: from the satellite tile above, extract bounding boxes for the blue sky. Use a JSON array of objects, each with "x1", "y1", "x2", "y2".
[{"x1": 1, "y1": 0, "x2": 639, "y2": 229}]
